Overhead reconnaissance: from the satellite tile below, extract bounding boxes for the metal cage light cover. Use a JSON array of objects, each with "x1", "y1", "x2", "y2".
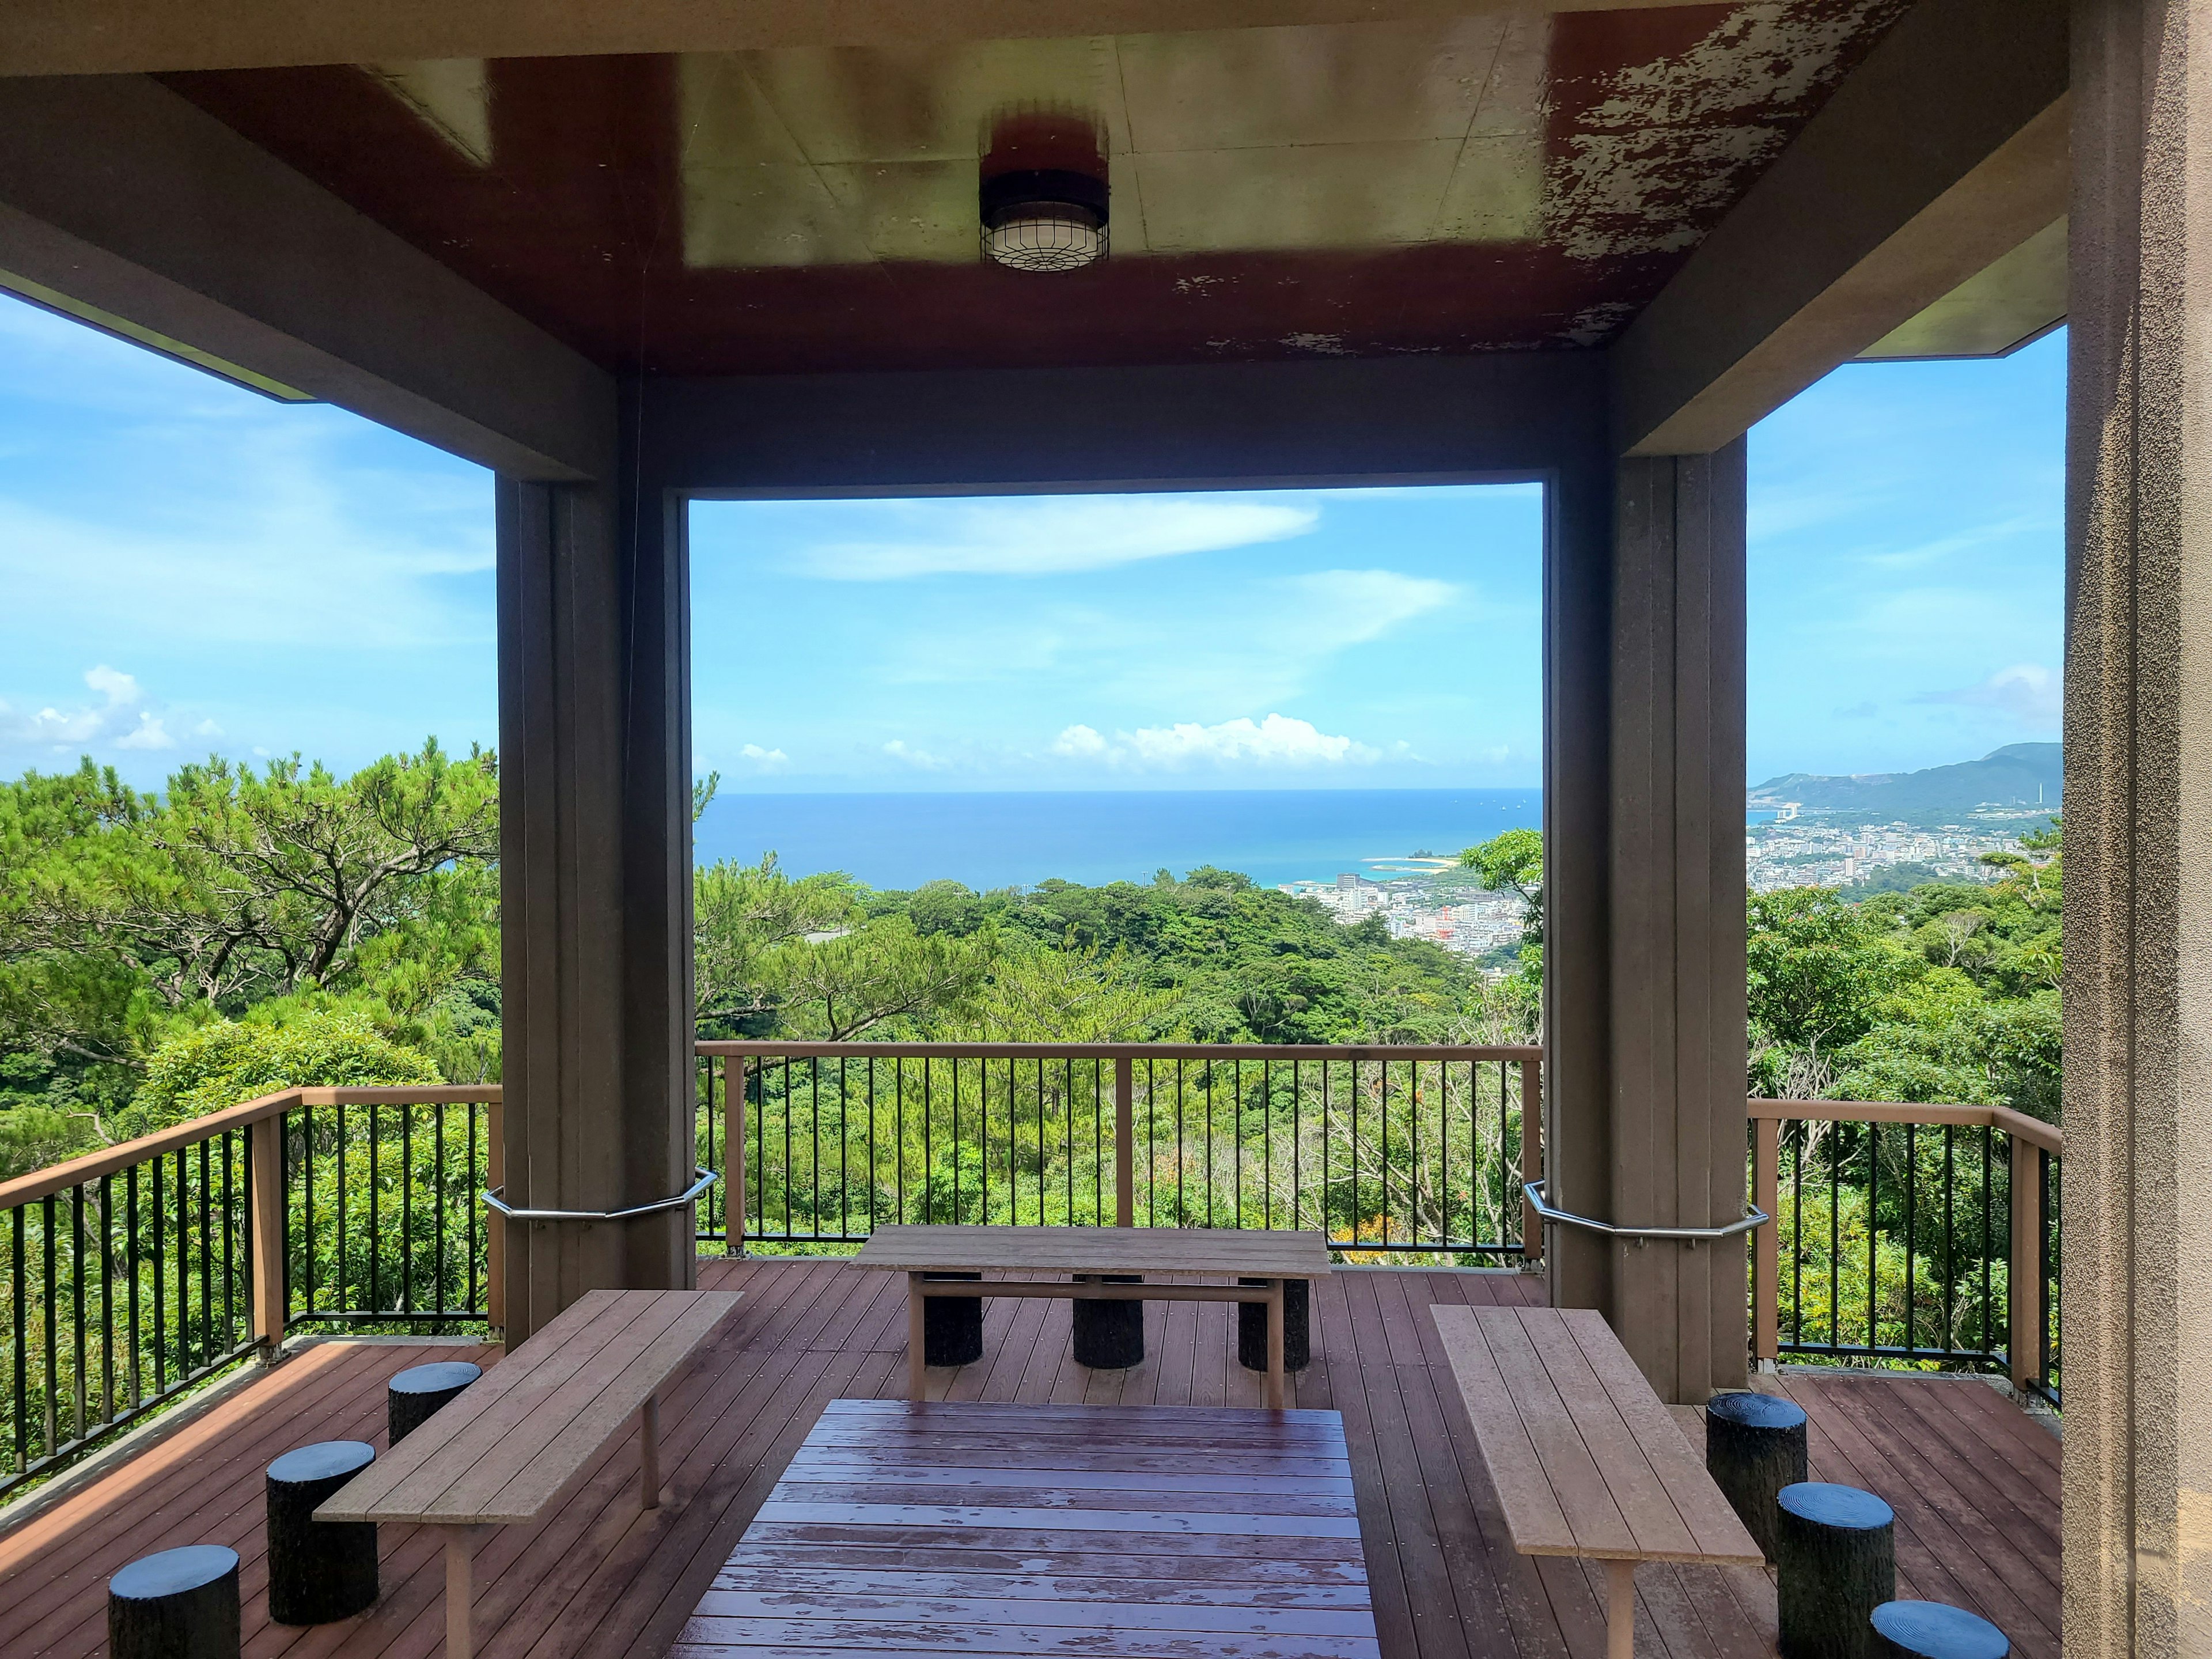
[{"x1": 980, "y1": 168, "x2": 1108, "y2": 272}]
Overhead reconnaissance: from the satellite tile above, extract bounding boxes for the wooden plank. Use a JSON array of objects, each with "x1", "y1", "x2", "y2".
[
  {"x1": 457, "y1": 1294, "x2": 741, "y2": 1519},
  {"x1": 1316, "y1": 1272, "x2": 1421, "y2": 1659},
  {"x1": 1553, "y1": 1309, "x2": 1760, "y2": 1562},
  {"x1": 706, "y1": 1567, "x2": 1374, "y2": 1607},
  {"x1": 1427, "y1": 1306, "x2": 1584, "y2": 1556},
  {"x1": 692, "y1": 1589, "x2": 1381, "y2": 1636},
  {"x1": 1498, "y1": 1309, "x2": 1702, "y2": 1559},
  {"x1": 850, "y1": 1223, "x2": 1332, "y2": 1278},
  {"x1": 676, "y1": 1614, "x2": 1384, "y2": 1657},
  {"x1": 674, "y1": 1626, "x2": 1382, "y2": 1659},
  {"x1": 783, "y1": 1459, "x2": 1353, "y2": 1493},
  {"x1": 715, "y1": 1543, "x2": 1376, "y2": 1585}
]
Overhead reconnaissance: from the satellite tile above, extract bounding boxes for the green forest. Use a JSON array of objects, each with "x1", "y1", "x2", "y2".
[{"x1": 0, "y1": 742, "x2": 2062, "y2": 1182}]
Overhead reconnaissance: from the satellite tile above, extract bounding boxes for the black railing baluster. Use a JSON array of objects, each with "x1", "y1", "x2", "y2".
[
  {"x1": 435, "y1": 1103, "x2": 448, "y2": 1315},
  {"x1": 1942, "y1": 1124, "x2": 1956, "y2": 1354},
  {"x1": 12, "y1": 1206, "x2": 25, "y2": 1474},
  {"x1": 44, "y1": 1192, "x2": 58, "y2": 1459},
  {"x1": 467, "y1": 1103, "x2": 479, "y2": 1313},
  {"x1": 100, "y1": 1173, "x2": 115, "y2": 1427},
  {"x1": 1904, "y1": 1123, "x2": 1917, "y2": 1354},
  {"x1": 220, "y1": 1135, "x2": 234, "y2": 1355},
  {"x1": 127, "y1": 1164, "x2": 141, "y2": 1408},
  {"x1": 71, "y1": 1183, "x2": 86, "y2": 1445},
  {"x1": 1991, "y1": 1132, "x2": 2008, "y2": 1362},
  {"x1": 197, "y1": 1139, "x2": 211, "y2": 1376},
  {"x1": 1866, "y1": 1123, "x2": 1878, "y2": 1355},
  {"x1": 402, "y1": 1102, "x2": 414, "y2": 1313}
]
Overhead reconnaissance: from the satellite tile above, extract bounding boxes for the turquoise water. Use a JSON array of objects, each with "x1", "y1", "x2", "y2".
[{"x1": 694, "y1": 789, "x2": 1543, "y2": 892}]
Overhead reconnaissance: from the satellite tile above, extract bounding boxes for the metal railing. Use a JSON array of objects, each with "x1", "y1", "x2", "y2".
[
  {"x1": 0, "y1": 1085, "x2": 499, "y2": 1500},
  {"x1": 695, "y1": 1043, "x2": 1543, "y2": 1260},
  {"x1": 1749, "y1": 1099, "x2": 2060, "y2": 1403}
]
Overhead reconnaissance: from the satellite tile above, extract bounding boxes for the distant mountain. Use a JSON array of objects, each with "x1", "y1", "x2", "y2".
[{"x1": 1748, "y1": 743, "x2": 2061, "y2": 816}]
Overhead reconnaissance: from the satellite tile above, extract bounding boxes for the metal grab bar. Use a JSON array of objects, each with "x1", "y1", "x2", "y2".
[
  {"x1": 1522, "y1": 1180, "x2": 1768, "y2": 1244},
  {"x1": 484, "y1": 1168, "x2": 719, "y2": 1222}
]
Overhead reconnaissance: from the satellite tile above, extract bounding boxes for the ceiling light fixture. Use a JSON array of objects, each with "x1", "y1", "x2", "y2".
[
  {"x1": 980, "y1": 170, "x2": 1108, "y2": 272},
  {"x1": 979, "y1": 111, "x2": 1109, "y2": 273}
]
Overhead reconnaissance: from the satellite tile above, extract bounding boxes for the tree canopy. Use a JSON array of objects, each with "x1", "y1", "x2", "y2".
[{"x1": 0, "y1": 741, "x2": 2063, "y2": 1185}]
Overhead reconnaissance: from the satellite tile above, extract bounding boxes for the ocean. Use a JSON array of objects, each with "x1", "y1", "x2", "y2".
[{"x1": 694, "y1": 788, "x2": 1543, "y2": 893}]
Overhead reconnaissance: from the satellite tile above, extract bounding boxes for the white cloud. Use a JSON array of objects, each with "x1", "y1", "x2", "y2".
[
  {"x1": 0, "y1": 664, "x2": 177, "y2": 752},
  {"x1": 882, "y1": 738, "x2": 949, "y2": 770},
  {"x1": 114, "y1": 712, "x2": 175, "y2": 750},
  {"x1": 796, "y1": 497, "x2": 1317, "y2": 580},
  {"x1": 194, "y1": 718, "x2": 224, "y2": 737},
  {"x1": 1051, "y1": 724, "x2": 1108, "y2": 757},
  {"x1": 1053, "y1": 713, "x2": 1377, "y2": 771},
  {"x1": 738, "y1": 743, "x2": 790, "y2": 769},
  {"x1": 1282, "y1": 570, "x2": 1459, "y2": 645},
  {"x1": 1918, "y1": 662, "x2": 2061, "y2": 725}
]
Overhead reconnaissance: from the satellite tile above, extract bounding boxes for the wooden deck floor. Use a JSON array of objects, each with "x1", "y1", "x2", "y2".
[{"x1": 0, "y1": 1256, "x2": 2059, "y2": 1659}]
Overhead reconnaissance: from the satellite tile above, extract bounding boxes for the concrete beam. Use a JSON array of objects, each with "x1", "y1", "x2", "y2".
[
  {"x1": 645, "y1": 353, "x2": 1605, "y2": 495},
  {"x1": 0, "y1": 74, "x2": 613, "y2": 480},
  {"x1": 5, "y1": 0, "x2": 1691, "y2": 77},
  {"x1": 1610, "y1": 0, "x2": 2070, "y2": 458}
]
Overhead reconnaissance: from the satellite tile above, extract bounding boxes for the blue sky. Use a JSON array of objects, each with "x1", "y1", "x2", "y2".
[{"x1": 0, "y1": 289, "x2": 2063, "y2": 792}]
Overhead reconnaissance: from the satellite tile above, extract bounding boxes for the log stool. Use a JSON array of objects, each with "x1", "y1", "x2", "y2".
[
  {"x1": 1705, "y1": 1390, "x2": 1808, "y2": 1562},
  {"x1": 1237, "y1": 1278, "x2": 1310, "y2": 1373},
  {"x1": 1872, "y1": 1601, "x2": 2010, "y2": 1659},
  {"x1": 922, "y1": 1271, "x2": 984, "y2": 1366},
  {"x1": 1071, "y1": 1274, "x2": 1144, "y2": 1368},
  {"x1": 388, "y1": 1359, "x2": 482, "y2": 1444},
  {"x1": 1777, "y1": 1482, "x2": 1897, "y2": 1659},
  {"x1": 266, "y1": 1440, "x2": 378, "y2": 1625},
  {"x1": 108, "y1": 1543, "x2": 240, "y2": 1659}
]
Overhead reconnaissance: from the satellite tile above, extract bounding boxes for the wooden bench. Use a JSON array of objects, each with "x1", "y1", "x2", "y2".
[
  {"x1": 319, "y1": 1288, "x2": 743, "y2": 1659},
  {"x1": 850, "y1": 1224, "x2": 1331, "y2": 1408},
  {"x1": 1430, "y1": 1305, "x2": 1762, "y2": 1659}
]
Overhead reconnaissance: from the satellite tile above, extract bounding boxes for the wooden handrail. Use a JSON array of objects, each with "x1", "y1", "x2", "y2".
[
  {"x1": 1747, "y1": 1096, "x2": 2059, "y2": 1386},
  {"x1": 698, "y1": 1040, "x2": 1542, "y2": 1062},
  {"x1": 1748, "y1": 1096, "x2": 2060, "y2": 1156},
  {"x1": 0, "y1": 1083, "x2": 502, "y2": 1211}
]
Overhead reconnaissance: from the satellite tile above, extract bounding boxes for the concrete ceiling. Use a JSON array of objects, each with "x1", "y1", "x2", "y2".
[{"x1": 155, "y1": 2, "x2": 1963, "y2": 375}]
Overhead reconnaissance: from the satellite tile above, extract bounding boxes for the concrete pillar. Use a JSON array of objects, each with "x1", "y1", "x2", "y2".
[
  {"x1": 2063, "y1": 2, "x2": 2212, "y2": 1651},
  {"x1": 495, "y1": 392, "x2": 695, "y2": 1342},
  {"x1": 1546, "y1": 441, "x2": 1750, "y2": 1404}
]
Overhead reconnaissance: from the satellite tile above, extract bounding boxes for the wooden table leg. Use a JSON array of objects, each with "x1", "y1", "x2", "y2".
[
  {"x1": 442, "y1": 1525, "x2": 485, "y2": 1659},
  {"x1": 908, "y1": 1273, "x2": 926, "y2": 1402},
  {"x1": 1266, "y1": 1279, "x2": 1286, "y2": 1410},
  {"x1": 640, "y1": 1393, "x2": 660, "y2": 1509},
  {"x1": 1604, "y1": 1558, "x2": 1637, "y2": 1659}
]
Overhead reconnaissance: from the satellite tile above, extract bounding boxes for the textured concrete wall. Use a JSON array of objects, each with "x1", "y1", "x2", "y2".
[
  {"x1": 495, "y1": 401, "x2": 696, "y2": 1343},
  {"x1": 2065, "y1": 1, "x2": 2212, "y2": 1651},
  {"x1": 1548, "y1": 443, "x2": 1751, "y2": 1404}
]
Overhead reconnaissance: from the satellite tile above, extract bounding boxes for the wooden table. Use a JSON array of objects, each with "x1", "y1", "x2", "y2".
[
  {"x1": 675, "y1": 1398, "x2": 1382, "y2": 1659},
  {"x1": 850, "y1": 1224, "x2": 1332, "y2": 1408},
  {"x1": 1430, "y1": 1305, "x2": 1763, "y2": 1659},
  {"x1": 320, "y1": 1288, "x2": 743, "y2": 1659}
]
